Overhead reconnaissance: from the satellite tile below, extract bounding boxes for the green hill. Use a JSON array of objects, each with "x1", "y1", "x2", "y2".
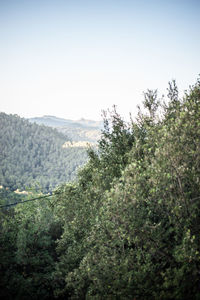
[
  {"x1": 0, "y1": 113, "x2": 89, "y2": 192},
  {"x1": 1, "y1": 79, "x2": 200, "y2": 299}
]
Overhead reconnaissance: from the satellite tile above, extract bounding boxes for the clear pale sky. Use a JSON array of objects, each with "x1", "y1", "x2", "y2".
[{"x1": 0, "y1": 0, "x2": 200, "y2": 121}]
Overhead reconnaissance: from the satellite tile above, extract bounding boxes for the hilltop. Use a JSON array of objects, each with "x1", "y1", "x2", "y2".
[
  {"x1": 0, "y1": 113, "x2": 89, "y2": 192},
  {"x1": 28, "y1": 115, "x2": 103, "y2": 142}
]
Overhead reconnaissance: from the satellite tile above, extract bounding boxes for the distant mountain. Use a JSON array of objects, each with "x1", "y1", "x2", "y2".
[
  {"x1": 28, "y1": 115, "x2": 103, "y2": 142},
  {"x1": 0, "y1": 113, "x2": 89, "y2": 192},
  {"x1": 28, "y1": 115, "x2": 103, "y2": 129}
]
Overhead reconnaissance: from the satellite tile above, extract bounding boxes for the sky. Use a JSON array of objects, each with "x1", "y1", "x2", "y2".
[{"x1": 0, "y1": 0, "x2": 200, "y2": 121}]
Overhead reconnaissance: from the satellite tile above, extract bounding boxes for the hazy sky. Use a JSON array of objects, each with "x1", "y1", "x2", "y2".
[{"x1": 0, "y1": 0, "x2": 200, "y2": 121}]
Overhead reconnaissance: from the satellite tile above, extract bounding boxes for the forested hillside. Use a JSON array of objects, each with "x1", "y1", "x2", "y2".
[
  {"x1": 0, "y1": 113, "x2": 88, "y2": 192},
  {"x1": 0, "y1": 79, "x2": 200, "y2": 299}
]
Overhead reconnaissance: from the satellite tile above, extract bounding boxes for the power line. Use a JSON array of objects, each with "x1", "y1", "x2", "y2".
[
  {"x1": 1, "y1": 190, "x2": 200, "y2": 210},
  {"x1": 0, "y1": 191, "x2": 60, "y2": 209}
]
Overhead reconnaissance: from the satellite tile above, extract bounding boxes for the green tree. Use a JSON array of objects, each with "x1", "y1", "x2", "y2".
[
  {"x1": 0, "y1": 193, "x2": 61, "y2": 299},
  {"x1": 53, "y1": 79, "x2": 200, "y2": 299}
]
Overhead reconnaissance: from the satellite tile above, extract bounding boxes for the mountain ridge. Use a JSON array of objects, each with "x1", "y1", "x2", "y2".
[
  {"x1": 28, "y1": 115, "x2": 103, "y2": 129},
  {"x1": 28, "y1": 115, "x2": 103, "y2": 142},
  {"x1": 0, "y1": 112, "x2": 89, "y2": 192}
]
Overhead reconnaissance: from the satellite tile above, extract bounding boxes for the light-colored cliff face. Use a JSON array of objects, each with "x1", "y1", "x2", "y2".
[{"x1": 62, "y1": 141, "x2": 97, "y2": 148}]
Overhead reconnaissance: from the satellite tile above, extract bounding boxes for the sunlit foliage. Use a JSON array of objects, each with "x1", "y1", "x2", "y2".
[{"x1": 0, "y1": 78, "x2": 200, "y2": 299}]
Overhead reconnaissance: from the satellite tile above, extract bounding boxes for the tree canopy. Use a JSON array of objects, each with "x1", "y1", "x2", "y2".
[
  {"x1": 0, "y1": 78, "x2": 200, "y2": 299},
  {"x1": 0, "y1": 113, "x2": 88, "y2": 193}
]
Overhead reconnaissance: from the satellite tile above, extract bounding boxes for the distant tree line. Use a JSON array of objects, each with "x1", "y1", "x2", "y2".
[
  {"x1": 0, "y1": 78, "x2": 200, "y2": 299},
  {"x1": 0, "y1": 113, "x2": 88, "y2": 193}
]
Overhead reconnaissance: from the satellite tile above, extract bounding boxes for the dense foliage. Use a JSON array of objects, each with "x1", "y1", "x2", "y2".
[
  {"x1": 0, "y1": 79, "x2": 200, "y2": 299},
  {"x1": 0, "y1": 113, "x2": 88, "y2": 192},
  {"x1": 0, "y1": 187, "x2": 26, "y2": 207}
]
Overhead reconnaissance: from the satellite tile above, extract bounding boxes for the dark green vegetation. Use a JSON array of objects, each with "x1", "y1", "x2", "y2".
[
  {"x1": 0, "y1": 79, "x2": 200, "y2": 299},
  {"x1": 0, "y1": 113, "x2": 88, "y2": 192},
  {"x1": 0, "y1": 187, "x2": 26, "y2": 207}
]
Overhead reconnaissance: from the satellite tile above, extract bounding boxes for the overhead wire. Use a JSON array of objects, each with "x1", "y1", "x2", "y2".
[
  {"x1": 0, "y1": 190, "x2": 200, "y2": 209},
  {"x1": 0, "y1": 191, "x2": 61, "y2": 209}
]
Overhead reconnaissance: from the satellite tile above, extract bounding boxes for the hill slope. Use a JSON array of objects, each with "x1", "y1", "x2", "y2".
[
  {"x1": 0, "y1": 113, "x2": 89, "y2": 192},
  {"x1": 29, "y1": 115, "x2": 103, "y2": 142},
  {"x1": 1, "y1": 80, "x2": 200, "y2": 299}
]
